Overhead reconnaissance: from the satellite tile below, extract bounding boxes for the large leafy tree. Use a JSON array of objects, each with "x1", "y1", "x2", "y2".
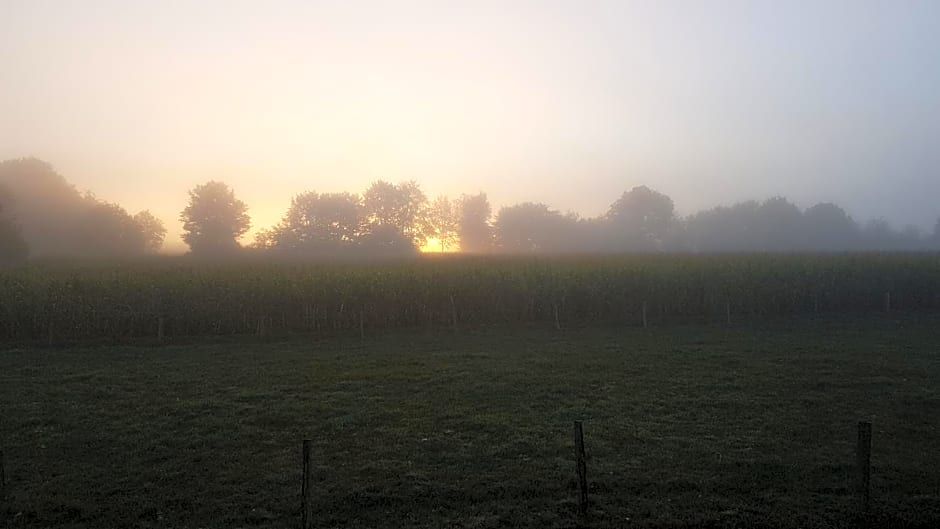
[
  {"x1": 606, "y1": 186, "x2": 675, "y2": 251},
  {"x1": 269, "y1": 191, "x2": 363, "y2": 252},
  {"x1": 134, "y1": 210, "x2": 167, "y2": 253},
  {"x1": 494, "y1": 202, "x2": 579, "y2": 253},
  {"x1": 362, "y1": 180, "x2": 429, "y2": 248},
  {"x1": 75, "y1": 200, "x2": 146, "y2": 257},
  {"x1": 802, "y1": 202, "x2": 859, "y2": 251},
  {"x1": 751, "y1": 196, "x2": 805, "y2": 251},
  {"x1": 427, "y1": 195, "x2": 459, "y2": 253},
  {"x1": 0, "y1": 191, "x2": 28, "y2": 263},
  {"x1": 457, "y1": 193, "x2": 493, "y2": 253},
  {"x1": 180, "y1": 181, "x2": 250, "y2": 255},
  {"x1": 0, "y1": 158, "x2": 86, "y2": 256}
]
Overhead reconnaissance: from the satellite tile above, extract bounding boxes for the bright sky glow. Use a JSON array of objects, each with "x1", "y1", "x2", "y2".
[{"x1": 2, "y1": 0, "x2": 939, "y2": 251}]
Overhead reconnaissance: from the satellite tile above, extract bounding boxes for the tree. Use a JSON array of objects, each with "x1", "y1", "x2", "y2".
[
  {"x1": 358, "y1": 224, "x2": 417, "y2": 255},
  {"x1": 267, "y1": 191, "x2": 363, "y2": 253},
  {"x1": 180, "y1": 181, "x2": 251, "y2": 255},
  {"x1": 0, "y1": 193, "x2": 28, "y2": 263},
  {"x1": 606, "y1": 186, "x2": 675, "y2": 251},
  {"x1": 751, "y1": 196, "x2": 805, "y2": 251},
  {"x1": 134, "y1": 210, "x2": 167, "y2": 253},
  {"x1": 685, "y1": 201, "x2": 761, "y2": 252},
  {"x1": 427, "y1": 195, "x2": 459, "y2": 253},
  {"x1": 75, "y1": 200, "x2": 146, "y2": 257},
  {"x1": 362, "y1": 180, "x2": 429, "y2": 248},
  {"x1": 494, "y1": 202, "x2": 579, "y2": 253},
  {"x1": 0, "y1": 158, "x2": 87, "y2": 256},
  {"x1": 899, "y1": 225, "x2": 926, "y2": 250},
  {"x1": 803, "y1": 203, "x2": 859, "y2": 251},
  {"x1": 251, "y1": 227, "x2": 277, "y2": 250},
  {"x1": 860, "y1": 218, "x2": 902, "y2": 251},
  {"x1": 458, "y1": 193, "x2": 493, "y2": 253},
  {"x1": 933, "y1": 218, "x2": 940, "y2": 250}
]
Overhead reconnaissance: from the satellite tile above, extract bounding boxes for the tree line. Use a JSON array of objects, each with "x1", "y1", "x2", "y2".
[{"x1": 1, "y1": 157, "x2": 939, "y2": 263}]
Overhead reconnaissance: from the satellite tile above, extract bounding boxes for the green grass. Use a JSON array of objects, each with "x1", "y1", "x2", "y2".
[{"x1": 1, "y1": 315, "x2": 939, "y2": 528}]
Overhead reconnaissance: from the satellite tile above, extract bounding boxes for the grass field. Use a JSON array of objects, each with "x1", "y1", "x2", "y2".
[{"x1": 1, "y1": 315, "x2": 939, "y2": 529}]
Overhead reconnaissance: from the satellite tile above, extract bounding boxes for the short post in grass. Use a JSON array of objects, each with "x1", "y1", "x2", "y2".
[
  {"x1": 856, "y1": 421, "x2": 872, "y2": 514},
  {"x1": 641, "y1": 301, "x2": 648, "y2": 329},
  {"x1": 883, "y1": 292, "x2": 891, "y2": 313},
  {"x1": 302, "y1": 440, "x2": 313, "y2": 529},
  {"x1": 725, "y1": 300, "x2": 732, "y2": 325},
  {"x1": 573, "y1": 421, "x2": 588, "y2": 516},
  {"x1": 157, "y1": 316, "x2": 165, "y2": 342}
]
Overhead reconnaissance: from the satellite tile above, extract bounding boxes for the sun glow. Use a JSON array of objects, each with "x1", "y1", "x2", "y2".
[{"x1": 420, "y1": 238, "x2": 459, "y2": 254}]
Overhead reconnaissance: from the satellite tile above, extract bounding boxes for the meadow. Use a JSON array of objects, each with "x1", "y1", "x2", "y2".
[
  {"x1": 1, "y1": 254, "x2": 939, "y2": 343},
  {"x1": 1, "y1": 254, "x2": 939, "y2": 528},
  {"x1": 1, "y1": 315, "x2": 939, "y2": 529}
]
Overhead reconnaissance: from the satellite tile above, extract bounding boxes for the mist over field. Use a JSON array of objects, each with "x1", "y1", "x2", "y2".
[
  {"x1": 1, "y1": 157, "x2": 939, "y2": 262},
  {"x1": 2, "y1": 0, "x2": 940, "y2": 260},
  {"x1": 2, "y1": 2, "x2": 939, "y2": 529}
]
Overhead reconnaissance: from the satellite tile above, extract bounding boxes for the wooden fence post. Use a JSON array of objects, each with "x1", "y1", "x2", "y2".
[
  {"x1": 302, "y1": 440, "x2": 313, "y2": 529},
  {"x1": 856, "y1": 421, "x2": 872, "y2": 514},
  {"x1": 574, "y1": 421, "x2": 588, "y2": 516}
]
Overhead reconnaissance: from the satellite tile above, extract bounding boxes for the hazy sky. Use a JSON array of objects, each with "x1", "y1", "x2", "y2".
[{"x1": 3, "y1": 0, "x2": 939, "y2": 250}]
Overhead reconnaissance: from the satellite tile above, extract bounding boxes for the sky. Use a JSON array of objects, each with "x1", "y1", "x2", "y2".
[{"x1": 2, "y1": 0, "x2": 939, "y2": 251}]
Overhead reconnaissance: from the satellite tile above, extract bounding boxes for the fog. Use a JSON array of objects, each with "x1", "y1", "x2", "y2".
[
  {"x1": 1, "y1": 157, "x2": 937, "y2": 262},
  {"x1": 2, "y1": 0, "x2": 939, "y2": 258}
]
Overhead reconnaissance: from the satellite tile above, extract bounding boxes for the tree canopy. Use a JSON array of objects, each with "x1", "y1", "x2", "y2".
[
  {"x1": 458, "y1": 193, "x2": 493, "y2": 253},
  {"x1": 0, "y1": 191, "x2": 28, "y2": 264},
  {"x1": 262, "y1": 191, "x2": 363, "y2": 253},
  {"x1": 2, "y1": 157, "x2": 938, "y2": 261},
  {"x1": 180, "y1": 181, "x2": 251, "y2": 255}
]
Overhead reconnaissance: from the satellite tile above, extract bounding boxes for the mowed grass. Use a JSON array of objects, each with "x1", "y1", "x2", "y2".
[{"x1": 1, "y1": 316, "x2": 939, "y2": 529}]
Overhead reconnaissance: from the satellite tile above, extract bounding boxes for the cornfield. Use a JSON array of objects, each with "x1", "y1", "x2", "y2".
[{"x1": 1, "y1": 254, "x2": 939, "y2": 343}]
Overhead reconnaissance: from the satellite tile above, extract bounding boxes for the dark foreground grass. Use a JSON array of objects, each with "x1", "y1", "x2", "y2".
[{"x1": 1, "y1": 315, "x2": 939, "y2": 529}]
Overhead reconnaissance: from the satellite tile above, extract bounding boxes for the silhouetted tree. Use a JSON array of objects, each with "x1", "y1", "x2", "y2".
[
  {"x1": 134, "y1": 210, "x2": 167, "y2": 253},
  {"x1": 357, "y1": 224, "x2": 418, "y2": 255},
  {"x1": 0, "y1": 158, "x2": 87, "y2": 256},
  {"x1": 180, "y1": 181, "x2": 250, "y2": 255},
  {"x1": 251, "y1": 228, "x2": 277, "y2": 250},
  {"x1": 0, "y1": 192, "x2": 28, "y2": 263},
  {"x1": 76, "y1": 200, "x2": 146, "y2": 257},
  {"x1": 427, "y1": 195, "x2": 459, "y2": 253},
  {"x1": 362, "y1": 180, "x2": 428, "y2": 249},
  {"x1": 859, "y1": 218, "x2": 902, "y2": 251},
  {"x1": 267, "y1": 191, "x2": 363, "y2": 253},
  {"x1": 803, "y1": 203, "x2": 859, "y2": 251},
  {"x1": 751, "y1": 197, "x2": 805, "y2": 251},
  {"x1": 932, "y1": 218, "x2": 940, "y2": 250},
  {"x1": 899, "y1": 225, "x2": 927, "y2": 250},
  {"x1": 494, "y1": 202, "x2": 580, "y2": 253},
  {"x1": 458, "y1": 193, "x2": 493, "y2": 253},
  {"x1": 686, "y1": 201, "x2": 761, "y2": 252},
  {"x1": 605, "y1": 186, "x2": 674, "y2": 251}
]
